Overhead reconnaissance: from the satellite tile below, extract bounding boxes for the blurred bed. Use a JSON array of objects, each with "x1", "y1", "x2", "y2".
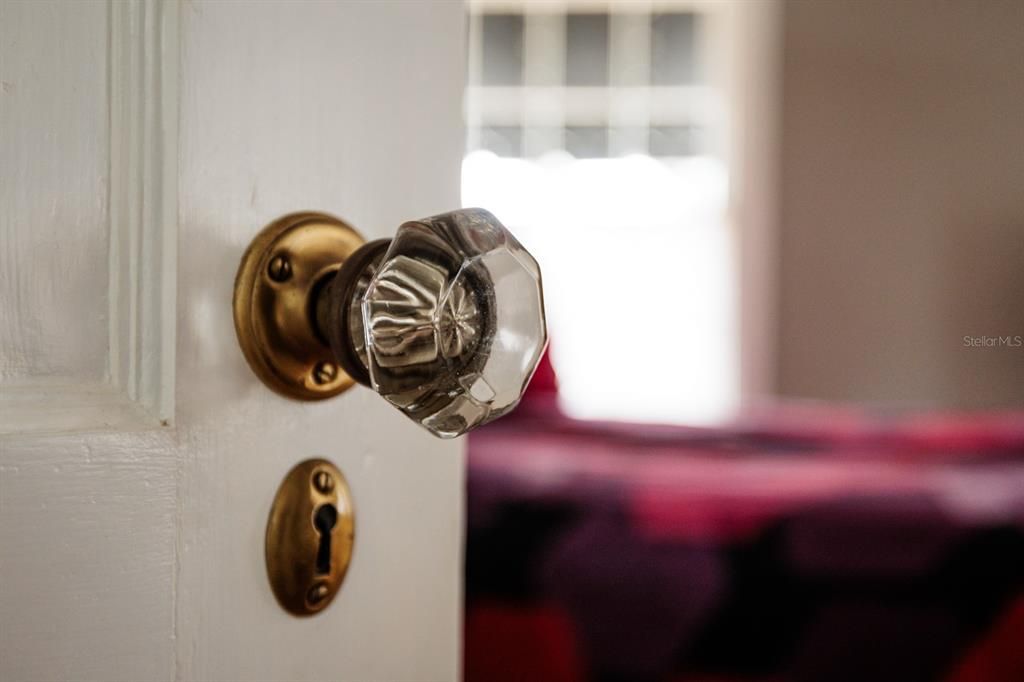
[{"x1": 464, "y1": 367, "x2": 1024, "y2": 682}]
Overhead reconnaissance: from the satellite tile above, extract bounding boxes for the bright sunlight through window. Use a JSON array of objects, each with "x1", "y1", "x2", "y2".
[{"x1": 463, "y1": 2, "x2": 738, "y2": 424}]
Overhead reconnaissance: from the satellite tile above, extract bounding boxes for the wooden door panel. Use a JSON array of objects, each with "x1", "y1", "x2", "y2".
[
  {"x1": 1, "y1": 2, "x2": 179, "y2": 679},
  {"x1": 0, "y1": 0, "x2": 176, "y2": 435},
  {"x1": 2, "y1": 1, "x2": 465, "y2": 680},
  {"x1": 2, "y1": 1, "x2": 111, "y2": 385},
  {"x1": 0, "y1": 430, "x2": 178, "y2": 680},
  {"x1": 174, "y1": 2, "x2": 465, "y2": 679}
]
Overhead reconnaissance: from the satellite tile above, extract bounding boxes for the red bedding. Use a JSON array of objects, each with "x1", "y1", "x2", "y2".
[{"x1": 465, "y1": 406, "x2": 1024, "y2": 682}]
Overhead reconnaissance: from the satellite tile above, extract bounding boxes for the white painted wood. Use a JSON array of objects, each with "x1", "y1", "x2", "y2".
[
  {"x1": 1, "y1": 1, "x2": 180, "y2": 678},
  {"x1": 1, "y1": 1, "x2": 466, "y2": 680},
  {"x1": 0, "y1": 427, "x2": 179, "y2": 681},
  {"x1": 728, "y1": 0, "x2": 783, "y2": 403},
  {"x1": 1, "y1": 0, "x2": 177, "y2": 433},
  {"x1": 1, "y1": 0, "x2": 111, "y2": 388},
  {"x1": 174, "y1": 2, "x2": 465, "y2": 679},
  {"x1": 107, "y1": 0, "x2": 179, "y2": 422}
]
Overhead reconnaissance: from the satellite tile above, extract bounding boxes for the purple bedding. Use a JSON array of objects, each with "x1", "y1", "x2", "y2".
[{"x1": 465, "y1": 406, "x2": 1024, "y2": 682}]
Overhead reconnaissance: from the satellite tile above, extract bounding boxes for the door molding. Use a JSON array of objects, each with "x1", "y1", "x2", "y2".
[{"x1": 0, "y1": 0, "x2": 178, "y2": 435}]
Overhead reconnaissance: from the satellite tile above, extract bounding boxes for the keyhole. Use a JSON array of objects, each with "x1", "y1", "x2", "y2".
[{"x1": 313, "y1": 504, "x2": 338, "y2": 575}]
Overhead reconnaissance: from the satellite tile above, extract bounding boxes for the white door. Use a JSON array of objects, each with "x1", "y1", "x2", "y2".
[{"x1": 1, "y1": 1, "x2": 466, "y2": 679}]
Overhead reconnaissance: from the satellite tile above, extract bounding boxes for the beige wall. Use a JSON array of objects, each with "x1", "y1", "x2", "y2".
[{"x1": 775, "y1": 0, "x2": 1024, "y2": 408}]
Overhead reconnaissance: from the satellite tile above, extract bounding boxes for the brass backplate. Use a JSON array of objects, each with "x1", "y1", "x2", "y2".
[
  {"x1": 233, "y1": 212, "x2": 365, "y2": 400},
  {"x1": 266, "y1": 459, "x2": 355, "y2": 616}
]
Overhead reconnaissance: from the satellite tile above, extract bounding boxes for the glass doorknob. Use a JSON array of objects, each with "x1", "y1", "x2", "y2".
[{"x1": 233, "y1": 208, "x2": 547, "y2": 438}]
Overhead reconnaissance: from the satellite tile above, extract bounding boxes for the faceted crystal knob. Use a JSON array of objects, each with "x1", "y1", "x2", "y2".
[{"x1": 321, "y1": 208, "x2": 547, "y2": 438}]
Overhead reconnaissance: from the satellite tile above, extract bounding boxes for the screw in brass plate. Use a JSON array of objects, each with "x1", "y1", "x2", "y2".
[
  {"x1": 312, "y1": 470, "x2": 334, "y2": 494},
  {"x1": 267, "y1": 254, "x2": 292, "y2": 282},
  {"x1": 307, "y1": 582, "x2": 330, "y2": 606},
  {"x1": 312, "y1": 361, "x2": 338, "y2": 385}
]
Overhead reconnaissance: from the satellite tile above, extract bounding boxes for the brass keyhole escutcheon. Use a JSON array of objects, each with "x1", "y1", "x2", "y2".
[{"x1": 265, "y1": 459, "x2": 354, "y2": 616}]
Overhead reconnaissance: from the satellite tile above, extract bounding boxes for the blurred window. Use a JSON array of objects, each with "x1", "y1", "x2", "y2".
[
  {"x1": 565, "y1": 125, "x2": 608, "y2": 158},
  {"x1": 566, "y1": 13, "x2": 610, "y2": 86},
  {"x1": 480, "y1": 14, "x2": 524, "y2": 85},
  {"x1": 651, "y1": 12, "x2": 699, "y2": 85},
  {"x1": 465, "y1": 1, "x2": 737, "y2": 424},
  {"x1": 479, "y1": 125, "x2": 523, "y2": 158}
]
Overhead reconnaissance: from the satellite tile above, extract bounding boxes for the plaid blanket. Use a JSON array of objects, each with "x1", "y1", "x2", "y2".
[{"x1": 465, "y1": 405, "x2": 1024, "y2": 682}]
